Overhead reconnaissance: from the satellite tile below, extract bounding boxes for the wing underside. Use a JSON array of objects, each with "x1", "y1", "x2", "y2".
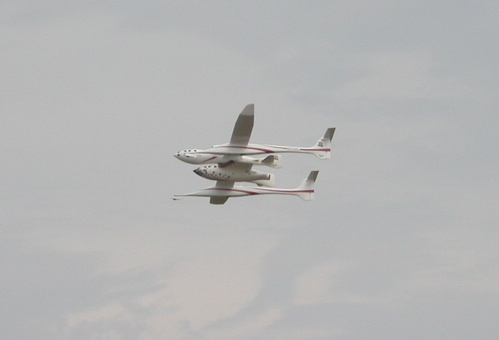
[
  {"x1": 210, "y1": 196, "x2": 229, "y2": 205},
  {"x1": 219, "y1": 161, "x2": 252, "y2": 171},
  {"x1": 210, "y1": 180, "x2": 234, "y2": 205},
  {"x1": 229, "y1": 104, "x2": 254, "y2": 146}
]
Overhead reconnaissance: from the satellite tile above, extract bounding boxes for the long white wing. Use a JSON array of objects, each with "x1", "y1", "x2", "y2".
[{"x1": 229, "y1": 104, "x2": 254, "y2": 146}]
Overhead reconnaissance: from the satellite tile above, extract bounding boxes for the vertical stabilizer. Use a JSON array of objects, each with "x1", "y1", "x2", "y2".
[
  {"x1": 309, "y1": 128, "x2": 335, "y2": 159},
  {"x1": 295, "y1": 170, "x2": 319, "y2": 201}
]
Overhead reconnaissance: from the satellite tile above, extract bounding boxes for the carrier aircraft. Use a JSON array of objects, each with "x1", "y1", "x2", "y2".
[{"x1": 173, "y1": 104, "x2": 334, "y2": 204}]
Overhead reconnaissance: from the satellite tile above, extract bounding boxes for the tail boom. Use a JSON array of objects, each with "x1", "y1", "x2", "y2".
[
  {"x1": 201, "y1": 128, "x2": 335, "y2": 159},
  {"x1": 172, "y1": 171, "x2": 319, "y2": 204}
]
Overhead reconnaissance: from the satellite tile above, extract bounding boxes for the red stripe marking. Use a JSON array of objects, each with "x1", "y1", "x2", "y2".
[
  {"x1": 211, "y1": 188, "x2": 259, "y2": 195},
  {"x1": 210, "y1": 188, "x2": 313, "y2": 194},
  {"x1": 256, "y1": 189, "x2": 314, "y2": 194},
  {"x1": 219, "y1": 160, "x2": 235, "y2": 168},
  {"x1": 215, "y1": 145, "x2": 274, "y2": 153},
  {"x1": 215, "y1": 146, "x2": 330, "y2": 153},
  {"x1": 201, "y1": 156, "x2": 218, "y2": 163},
  {"x1": 299, "y1": 148, "x2": 331, "y2": 152},
  {"x1": 266, "y1": 145, "x2": 289, "y2": 150}
]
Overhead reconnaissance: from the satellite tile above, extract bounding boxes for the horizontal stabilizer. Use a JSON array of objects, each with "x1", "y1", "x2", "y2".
[{"x1": 261, "y1": 155, "x2": 282, "y2": 168}]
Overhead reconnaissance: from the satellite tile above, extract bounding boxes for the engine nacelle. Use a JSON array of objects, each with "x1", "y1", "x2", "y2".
[{"x1": 193, "y1": 165, "x2": 274, "y2": 186}]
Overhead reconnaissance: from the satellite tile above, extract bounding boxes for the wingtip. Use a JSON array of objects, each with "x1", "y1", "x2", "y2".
[{"x1": 240, "y1": 104, "x2": 254, "y2": 116}]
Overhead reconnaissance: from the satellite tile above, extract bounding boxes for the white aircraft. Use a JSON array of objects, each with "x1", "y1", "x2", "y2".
[
  {"x1": 173, "y1": 170, "x2": 319, "y2": 205},
  {"x1": 174, "y1": 104, "x2": 335, "y2": 187}
]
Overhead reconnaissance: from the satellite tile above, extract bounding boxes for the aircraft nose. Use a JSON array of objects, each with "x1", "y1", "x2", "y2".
[{"x1": 193, "y1": 168, "x2": 202, "y2": 176}]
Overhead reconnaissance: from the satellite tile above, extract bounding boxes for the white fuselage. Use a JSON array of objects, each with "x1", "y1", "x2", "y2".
[
  {"x1": 174, "y1": 143, "x2": 329, "y2": 165},
  {"x1": 193, "y1": 164, "x2": 271, "y2": 182},
  {"x1": 174, "y1": 149, "x2": 284, "y2": 166},
  {"x1": 173, "y1": 149, "x2": 223, "y2": 164}
]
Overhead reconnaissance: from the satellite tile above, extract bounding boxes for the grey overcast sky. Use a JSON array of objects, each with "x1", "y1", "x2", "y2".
[{"x1": 1, "y1": 1, "x2": 498, "y2": 339}]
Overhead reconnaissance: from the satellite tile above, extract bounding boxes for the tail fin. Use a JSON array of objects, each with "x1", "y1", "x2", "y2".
[
  {"x1": 254, "y1": 173, "x2": 276, "y2": 187},
  {"x1": 261, "y1": 155, "x2": 282, "y2": 169},
  {"x1": 309, "y1": 128, "x2": 335, "y2": 159},
  {"x1": 295, "y1": 170, "x2": 319, "y2": 201}
]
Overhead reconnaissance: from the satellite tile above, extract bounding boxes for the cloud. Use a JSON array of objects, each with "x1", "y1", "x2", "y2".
[{"x1": 293, "y1": 261, "x2": 344, "y2": 306}]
